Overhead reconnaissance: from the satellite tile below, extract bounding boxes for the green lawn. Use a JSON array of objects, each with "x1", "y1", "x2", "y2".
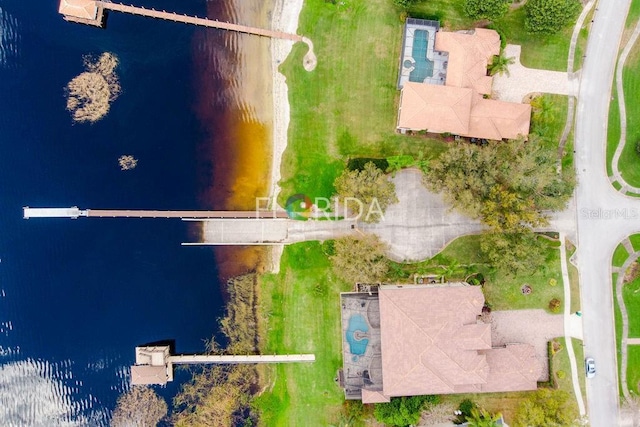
[
  {"x1": 279, "y1": 0, "x2": 449, "y2": 204},
  {"x1": 492, "y1": 7, "x2": 575, "y2": 71},
  {"x1": 567, "y1": 243, "x2": 581, "y2": 314},
  {"x1": 396, "y1": 234, "x2": 564, "y2": 312},
  {"x1": 441, "y1": 392, "x2": 533, "y2": 425},
  {"x1": 573, "y1": 8, "x2": 593, "y2": 71},
  {"x1": 255, "y1": 242, "x2": 350, "y2": 426},
  {"x1": 410, "y1": 1, "x2": 580, "y2": 71},
  {"x1": 607, "y1": 86, "x2": 620, "y2": 177},
  {"x1": 628, "y1": 345, "x2": 640, "y2": 394},
  {"x1": 630, "y1": 233, "x2": 640, "y2": 252},
  {"x1": 624, "y1": 276, "x2": 640, "y2": 337},
  {"x1": 572, "y1": 338, "x2": 587, "y2": 404},
  {"x1": 552, "y1": 337, "x2": 585, "y2": 413},
  {"x1": 614, "y1": 243, "x2": 630, "y2": 267},
  {"x1": 614, "y1": 272, "x2": 625, "y2": 397},
  {"x1": 279, "y1": 0, "x2": 583, "y2": 204},
  {"x1": 608, "y1": 0, "x2": 640, "y2": 185},
  {"x1": 616, "y1": 50, "x2": 640, "y2": 187},
  {"x1": 531, "y1": 94, "x2": 569, "y2": 149}
]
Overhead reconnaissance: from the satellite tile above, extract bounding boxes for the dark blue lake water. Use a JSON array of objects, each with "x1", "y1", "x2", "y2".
[{"x1": 0, "y1": 1, "x2": 230, "y2": 424}]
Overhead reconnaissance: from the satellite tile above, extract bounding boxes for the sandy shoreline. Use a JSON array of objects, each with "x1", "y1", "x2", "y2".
[{"x1": 267, "y1": 0, "x2": 304, "y2": 272}]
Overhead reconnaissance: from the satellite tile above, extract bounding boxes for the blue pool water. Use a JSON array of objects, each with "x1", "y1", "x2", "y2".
[
  {"x1": 345, "y1": 314, "x2": 369, "y2": 356},
  {"x1": 409, "y1": 30, "x2": 435, "y2": 83}
]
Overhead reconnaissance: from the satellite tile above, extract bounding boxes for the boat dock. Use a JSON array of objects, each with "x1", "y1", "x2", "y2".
[
  {"x1": 23, "y1": 207, "x2": 287, "y2": 220},
  {"x1": 131, "y1": 345, "x2": 315, "y2": 385},
  {"x1": 59, "y1": 0, "x2": 301, "y2": 41},
  {"x1": 58, "y1": 0, "x2": 317, "y2": 70}
]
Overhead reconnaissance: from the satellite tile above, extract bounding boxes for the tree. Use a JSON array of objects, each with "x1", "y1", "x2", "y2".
[
  {"x1": 488, "y1": 51, "x2": 515, "y2": 76},
  {"x1": 334, "y1": 161, "x2": 398, "y2": 223},
  {"x1": 466, "y1": 407, "x2": 502, "y2": 427},
  {"x1": 549, "y1": 298, "x2": 562, "y2": 313},
  {"x1": 374, "y1": 395, "x2": 439, "y2": 427},
  {"x1": 463, "y1": 0, "x2": 509, "y2": 20},
  {"x1": 173, "y1": 365, "x2": 255, "y2": 427},
  {"x1": 66, "y1": 52, "x2": 121, "y2": 123},
  {"x1": 480, "y1": 230, "x2": 547, "y2": 274},
  {"x1": 513, "y1": 389, "x2": 578, "y2": 427},
  {"x1": 330, "y1": 235, "x2": 390, "y2": 284},
  {"x1": 424, "y1": 138, "x2": 574, "y2": 233},
  {"x1": 111, "y1": 386, "x2": 167, "y2": 427},
  {"x1": 525, "y1": 0, "x2": 582, "y2": 34}
]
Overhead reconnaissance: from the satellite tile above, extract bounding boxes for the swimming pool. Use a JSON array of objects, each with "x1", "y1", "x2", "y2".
[
  {"x1": 345, "y1": 314, "x2": 369, "y2": 356},
  {"x1": 409, "y1": 30, "x2": 435, "y2": 83}
]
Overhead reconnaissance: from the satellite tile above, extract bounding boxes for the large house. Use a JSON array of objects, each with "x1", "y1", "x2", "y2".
[
  {"x1": 339, "y1": 283, "x2": 542, "y2": 403},
  {"x1": 396, "y1": 19, "x2": 531, "y2": 140}
]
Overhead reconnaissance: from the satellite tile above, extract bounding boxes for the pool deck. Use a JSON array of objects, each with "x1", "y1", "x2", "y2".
[
  {"x1": 340, "y1": 292, "x2": 383, "y2": 400},
  {"x1": 397, "y1": 18, "x2": 448, "y2": 89}
]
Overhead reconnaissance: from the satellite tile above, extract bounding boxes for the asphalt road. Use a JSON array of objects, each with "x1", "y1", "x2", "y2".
[{"x1": 573, "y1": 0, "x2": 637, "y2": 425}]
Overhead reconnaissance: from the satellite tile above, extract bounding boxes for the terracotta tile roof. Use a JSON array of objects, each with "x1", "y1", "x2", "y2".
[
  {"x1": 434, "y1": 29, "x2": 500, "y2": 94},
  {"x1": 398, "y1": 28, "x2": 531, "y2": 140},
  {"x1": 469, "y1": 95, "x2": 532, "y2": 140},
  {"x1": 362, "y1": 389, "x2": 391, "y2": 403},
  {"x1": 59, "y1": 0, "x2": 99, "y2": 20},
  {"x1": 377, "y1": 285, "x2": 541, "y2": 398},
  {"x1": 480, "y1": 344, "x2": 541, "y2": 392},
  {"x1": 130, "y1": 365, "x2": 168, "y2": 386},
  {"x1": 397, "y1": 83, "x2": 472, "y2": 134}
]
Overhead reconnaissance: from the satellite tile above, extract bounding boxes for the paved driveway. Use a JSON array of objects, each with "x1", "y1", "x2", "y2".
[
  {"x1": 491, "y1": 309, "x2": 565, "y2": 381},
  {"x1": 492, "y1": 44, "x2": 580, "y2": 103},
  {"x1": 362, "y1": 169, "x2": 483, "y2": 262}
]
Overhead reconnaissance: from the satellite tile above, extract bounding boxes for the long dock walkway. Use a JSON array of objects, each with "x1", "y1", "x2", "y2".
[
  {"x1": 169, "y1": 354, "x2": 315, "y2": 364},
  {"x1": 96, "y1": 1, "x2": 303, "y2": 42},
  {"x1": 23, "y1": 206, "x2": 287, "y2": 220}
]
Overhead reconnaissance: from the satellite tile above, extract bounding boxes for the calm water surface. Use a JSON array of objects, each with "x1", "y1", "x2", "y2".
[{"x1": 0, "y1": 0, "x2": 258, "y2": 424}]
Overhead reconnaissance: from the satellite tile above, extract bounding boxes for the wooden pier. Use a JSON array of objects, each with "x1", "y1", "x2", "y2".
[
  {"x1": 96, "y1": 1, "x2": 303, "y2": 41},
  {"x1": 59, "y1": 0, "x2": 301, "y2": 41},
  {"x1": 23, "y1": 207, "x2": 288, "y2": 220},
  {"x1": 131, "y1": 345, "x2": 315, "y2": 385},
  {"x1": 59, "y1": 0, "x2": 317, "y2": 70}
]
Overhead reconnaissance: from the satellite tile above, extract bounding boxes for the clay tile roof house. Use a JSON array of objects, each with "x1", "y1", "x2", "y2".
[
  {"x1": 339, "y1": 284, "x2": 542, "y2": 403},
  {"x1": 397, "y1": 19, "x2": 531, "y2": 140}
]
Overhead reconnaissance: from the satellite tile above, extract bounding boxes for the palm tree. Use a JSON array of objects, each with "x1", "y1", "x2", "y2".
[
  {"x1": 466, "y1": 407, "x2": 502, "y2": 427},
  {"x1": 489, "y1": 51, "x2": 515, "y2": 76}
]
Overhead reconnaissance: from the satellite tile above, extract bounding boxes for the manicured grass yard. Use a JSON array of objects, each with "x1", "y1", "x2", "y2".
[
  {"x1": 492, "y1": 8, "x2": 574, "y2": 71},
  {"x1": 608, "y1": 0, "x2": 640, "y2": 185},
  {"x1": 630, "y1": 233, "x2": 640, "y2": 252},
  {"x1": 256, "y1": 242, "x2": 350, "y2": 426},
  {"x1": 615, "y1": 50, "x2": 640, "y2": 187},
  {"x1": 607, "y1": 86, "x2": 620, "y2": 177},
  {"x1": 566, "y1": 242, "x2": 581, "y2": 314},
  {"x1": 410, "y1": 2, "x2": 582, "y2": 71},
  {"x1": 624, "y1": 276, "x2": 640, "y2": 337},
  {"x1": 612, "y1": 237, "x2": 640, "y2": 397},
  {"x1": 279, "y1": 0, "x2": 584, "y2": 205},
  {"x1": 613, "y1": 243, "x2": 630, "y2": 267},
  {"x1": 628, "y1": 345, "x2": 640, "y2": 394},
  {"x1": 279, "y1": 0, "x2": 448, "y2": 204},
  {"x1": 552, "y1": 337, "x2": 585, "y2": 413},
  {"x1": 441, "y1": 392, "x2": 532, "y2": 424},
  {"x1": 436, "y1": 235, "x2": 564, "y2": 312}
]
